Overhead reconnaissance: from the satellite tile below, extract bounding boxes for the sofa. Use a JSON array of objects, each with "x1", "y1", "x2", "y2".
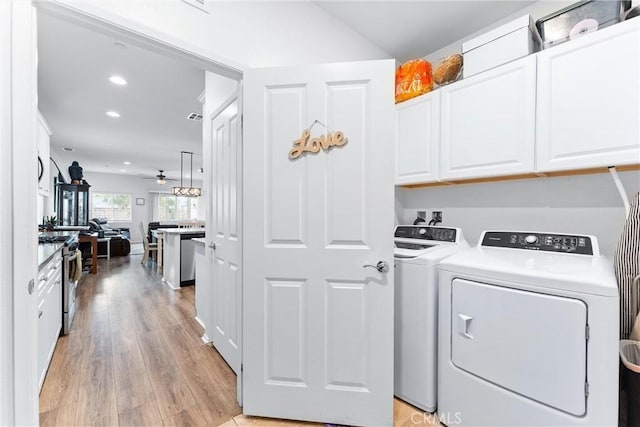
[{"x1": 89, "y1": 218, "x2": 131, "y2": 257}]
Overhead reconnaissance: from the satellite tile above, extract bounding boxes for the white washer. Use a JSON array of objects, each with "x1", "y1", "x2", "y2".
[
  {"x1": 438, "y1": 231, "x2": 619, "y2": 426},
  {"x1": 394, "y1": 225, "x2": 468, "y2": 412}
]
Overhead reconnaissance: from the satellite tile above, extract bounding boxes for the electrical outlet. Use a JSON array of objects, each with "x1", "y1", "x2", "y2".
[
  {"x1": 432, "y1": 211, "x2": 442, "y2": 223},
  {"x1": 417, "y1": 210, "x2": 427, "y2": 221}
]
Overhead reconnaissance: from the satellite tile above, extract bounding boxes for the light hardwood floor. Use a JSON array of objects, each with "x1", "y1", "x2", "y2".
[{"x1": 39, "y1": 254, "x2": 439, "y2": 427}]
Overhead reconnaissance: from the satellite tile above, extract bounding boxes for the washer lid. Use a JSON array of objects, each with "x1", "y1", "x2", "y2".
[{"x1": 439, "y1": 245, "x2": 617, "y2": 297}]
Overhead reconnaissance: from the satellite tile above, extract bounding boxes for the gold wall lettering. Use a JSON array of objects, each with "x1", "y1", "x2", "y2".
[{"x1": 289, "y1": 129, "x2": 348, "y2": 160}]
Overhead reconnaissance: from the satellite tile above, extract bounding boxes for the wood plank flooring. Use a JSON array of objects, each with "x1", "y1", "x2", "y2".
[
  {"x1": 39, "y1": 254, "x2": 438, "y2": 427},
  {"x1": 39, "y1": 254, "x2": 242, "y2": 426}
]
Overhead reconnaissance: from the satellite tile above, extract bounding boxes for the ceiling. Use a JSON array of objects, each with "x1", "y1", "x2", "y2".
[
  {"x1": 37, "y1": 1, "x2": 535, "y2": 183},
  {"x1": 37, "y1": 12, "x2": 205, "y2": 183}
]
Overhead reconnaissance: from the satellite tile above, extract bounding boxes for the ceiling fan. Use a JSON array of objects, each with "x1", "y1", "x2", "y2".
[{"x1": 142, "y1": 170, "x2": 178, "y2": 185}]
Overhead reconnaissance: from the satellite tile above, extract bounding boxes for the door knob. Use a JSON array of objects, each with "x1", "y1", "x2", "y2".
[
  {"x1": 363, "y1": 260, "x2": 389, "y2": 273},
  {"x1": 208, "y1": 243, "x2": 216, "y2": 250}
]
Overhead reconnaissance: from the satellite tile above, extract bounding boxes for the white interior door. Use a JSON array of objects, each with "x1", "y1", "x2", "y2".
[
  {"x1": 206, "y1": 91, "x2": 242, "y2": 377},
  {"x1": 243, "y1": 60, "x2": 395, "y2": 426}
]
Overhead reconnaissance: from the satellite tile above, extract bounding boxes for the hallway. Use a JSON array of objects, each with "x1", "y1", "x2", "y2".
[{"x1": 39, "y1": 254, "x2": 242, "y2": 426}]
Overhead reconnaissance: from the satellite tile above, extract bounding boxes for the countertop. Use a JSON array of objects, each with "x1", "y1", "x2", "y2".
[
  {"x1": 38, "y1": 242, "x2": 65, "y2": 268},
  {"x1": 37, "y1": 231, "x2": 78, "y2": 267},
  {"x1": 192, "y1": 238, "x2": 206, "y2": 245},
  {"x1": 158, "y1": 228, "x2": 206, "y2": 235}
]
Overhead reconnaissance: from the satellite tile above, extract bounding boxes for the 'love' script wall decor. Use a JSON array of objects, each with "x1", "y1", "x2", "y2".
[{"x1": 289, "y1": 128, "x2": 348, "y2": 160}]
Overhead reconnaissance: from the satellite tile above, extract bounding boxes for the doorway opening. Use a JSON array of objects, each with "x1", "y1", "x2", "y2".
[{"x1": 35, "y1": 5, "x2": 243, "y2": 425}]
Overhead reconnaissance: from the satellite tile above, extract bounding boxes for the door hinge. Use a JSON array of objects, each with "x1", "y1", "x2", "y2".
[
  {"x1": 585, "y1": 324, "x2": 590, "y2": 341},
  {"x1": 28, "y1": 279, "x2": 35, "y2": 295},
  {"x1": 585, "y1": 381, "x2": 589, "y2": 397},
  {"x1": 241, "y1": 363, "x2": 243, "y2": 373},
  {"x1": 240, "y1": 115, "x2": 243, "y2": 131}
]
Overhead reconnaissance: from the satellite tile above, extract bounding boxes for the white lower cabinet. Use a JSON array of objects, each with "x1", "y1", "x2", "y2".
[
  {"x1": 395, "y1": 91, "x2": 440, "y2": 184},
  {"x1": 440, "y1": 55, "x2": 536, "y2": 180},
  {"x1": 37, "y1": 253, "x2": 62, "y2": 391},
  {"x1": 536, "y1": 18, "x2": 640, "y2": 172}
]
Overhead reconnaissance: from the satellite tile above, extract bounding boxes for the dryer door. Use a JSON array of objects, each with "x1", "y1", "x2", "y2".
[{"x1": 451, "y1": 278, "x2": 587, "y2": 416}]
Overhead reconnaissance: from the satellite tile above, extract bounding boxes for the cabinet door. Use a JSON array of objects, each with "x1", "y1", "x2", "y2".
[
  {"x1": 440, "y1": 56, "x2": 536, "y2": 180},
  {"x1": 395, "y1": 91, "x2": 440, "y2": 185},
  {"x1": 536, "y1": 19, "x2": 640, "y2": 172},
  {"x1": 37, "y1": 256, "x2": 62, "y2": 390}
]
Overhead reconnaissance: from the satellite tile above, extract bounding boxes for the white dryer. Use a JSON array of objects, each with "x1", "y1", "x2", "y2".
[
  {"x1": 394, "y1": 225, "x2": 468, "y2": 412},
  {"x1": 438, "y1": 231, "x2": 619, "y2": 426}
]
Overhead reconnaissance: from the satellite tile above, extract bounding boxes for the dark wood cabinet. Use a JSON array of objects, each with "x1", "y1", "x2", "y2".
[{"x1": 56, "y1": 183, "x2": 90, "y2": 226}]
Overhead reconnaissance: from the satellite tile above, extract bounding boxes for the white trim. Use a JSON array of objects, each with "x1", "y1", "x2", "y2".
[
  {"x1": 37, "y1": 110, "x2": 53, "y2": 135},
  {"x1": 197, "y1": 89, "x2": 206, "y2": 104},
  {"x1": 179, "y1": 0, "x2": 211, "y2": 14},
  {"x1": 0, "y1": 1, "x2": 15, "y2": 422}
]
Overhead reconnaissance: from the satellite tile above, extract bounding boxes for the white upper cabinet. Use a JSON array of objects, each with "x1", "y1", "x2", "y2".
[
  {"x1": 440, "y1": 55, "x2": 536, "y2": 181},
  {"x1": 37, "y1": 112, "x2": 52, "y2": 196},
  {"x1": 395, "y1": 91, "x2": 440, "y2": 185},
  {"x1": 536, "y1": 19, "x2": 640, "y2": 172}
]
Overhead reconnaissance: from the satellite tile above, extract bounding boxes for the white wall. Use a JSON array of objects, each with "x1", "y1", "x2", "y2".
[
  {"x1": 397, "y1": 170, "x2": 640, "y2": 258},
  {"x1": 48, "y1": 0, "x2": 391, "y2": 70}
]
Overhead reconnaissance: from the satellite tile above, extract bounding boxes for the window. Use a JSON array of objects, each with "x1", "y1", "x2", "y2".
[
  {"x1": 157, "y1": 195, "x2": 200, "y2": 221},
  {"x1": 91, "y1": 193, "x2": 132, "y2": 221}
]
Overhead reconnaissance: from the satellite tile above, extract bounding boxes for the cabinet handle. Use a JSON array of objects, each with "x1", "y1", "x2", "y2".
[{"x1": 38, "y1": 310, "x2": 43, "y2": 319}]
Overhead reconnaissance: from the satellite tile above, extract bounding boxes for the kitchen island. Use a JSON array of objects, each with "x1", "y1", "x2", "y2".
[{"x1": 160, "y1": 228, "x2": 205, "y2": 290}]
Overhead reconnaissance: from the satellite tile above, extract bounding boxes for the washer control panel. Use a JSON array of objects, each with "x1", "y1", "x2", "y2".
[
  {"x1": 481, "y1": 231, "x2": 594, "y2": 255},
  {"x1": 395, "y1": 226, "x2": 457, "y2": 242}
]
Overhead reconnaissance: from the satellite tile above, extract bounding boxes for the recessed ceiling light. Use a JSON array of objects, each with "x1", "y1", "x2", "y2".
[
  {"x1": 114, "y1": 42, "x2": 127, "y2": 49},
  {"x1": 106, "y1": 111, "x2": 120, "y2": 118},
  {"x1": 63, "y1": 147, "x2": 74, "y2": 152},
  {"x1": 123, "y1": 161, "x2": 131, "y2": 165},
  {"x1": 109, "y1": 75, "x2": 127, "y2": 86}
]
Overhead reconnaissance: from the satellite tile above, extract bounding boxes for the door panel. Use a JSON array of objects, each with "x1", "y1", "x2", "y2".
[
  {"x1": 451, "y1": 278, "x2": 587, "y2": 416},
  {"x1": 265, "y1": 86, "x2": 308, "y2": 247},
  {"x1": 325, "y1": 81, "x2": 369, "y2": 248},
  {"x1": 325, "y1": 280, "x2": 369, "y2": 391},
  {"x1": 244, "y1": 60, "x2": 395, "y2": 426},
  {"x1": 265, "y1": 279, "x2": 307, "y2": 385}
]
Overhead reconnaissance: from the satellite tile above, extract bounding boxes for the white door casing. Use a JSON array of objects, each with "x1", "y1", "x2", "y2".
[
  {"x1": 206, "y1": 91, "x2": 243, "y2": 376},
  {"x1": 0, "y1": 1, "x2": 39, "y2": 425},
  {"x1": 243, "y1": 60, "x2": 395, "y2": 426}
]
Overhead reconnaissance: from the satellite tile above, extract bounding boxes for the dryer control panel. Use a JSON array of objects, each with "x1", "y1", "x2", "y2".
[
  {"x1": 481, "y1": 231, "x2": 594, "y2": 255},
  {"x1": 395, "y1": 226, "x2": 457, "y2": 242}
]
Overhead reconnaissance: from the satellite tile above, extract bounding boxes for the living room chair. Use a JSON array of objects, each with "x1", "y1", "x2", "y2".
[{"x1": 139, "y1": 222, "x2": 158, "y2": 266}]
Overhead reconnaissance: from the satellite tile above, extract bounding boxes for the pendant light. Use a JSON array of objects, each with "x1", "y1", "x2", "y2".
[{"x1": 172, "y1": 151, "x2": 201, "y2": 197}]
